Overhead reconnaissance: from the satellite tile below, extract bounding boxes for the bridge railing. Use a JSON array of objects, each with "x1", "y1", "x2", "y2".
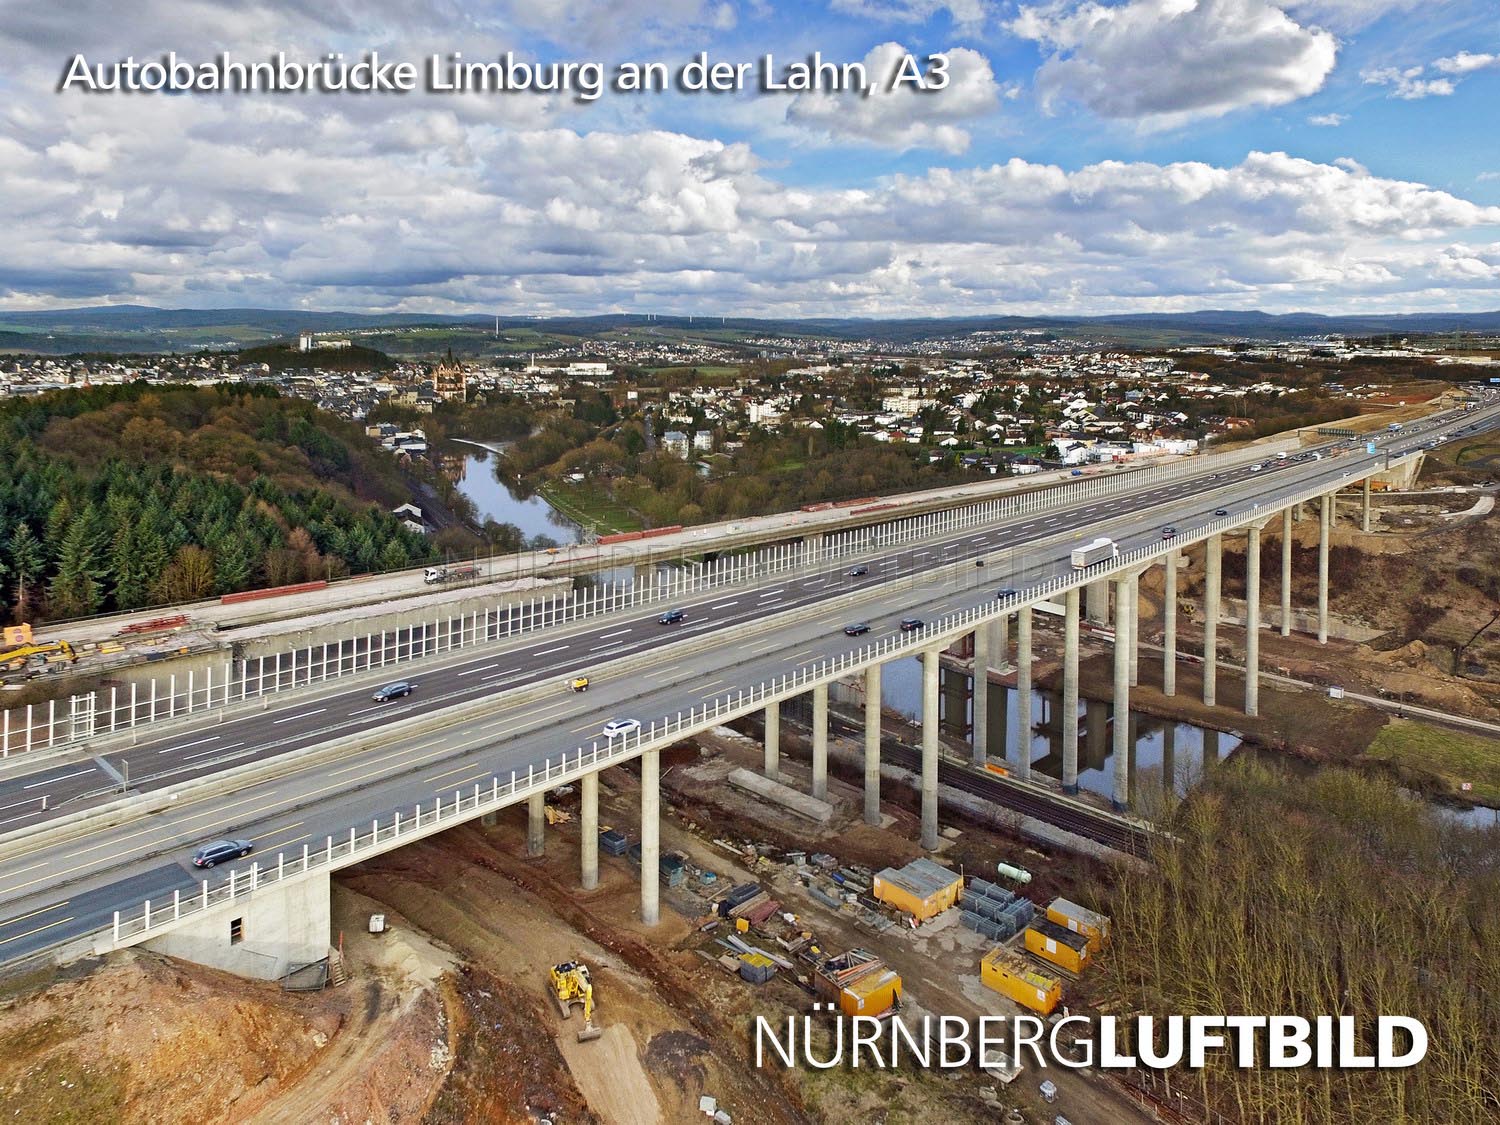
[
  {"x1": 103, "y1": 450, "x2": 1404, "y2": 950},
  {"x1": 5, "y1": 437, "x2": 1294, "y2": 758}
]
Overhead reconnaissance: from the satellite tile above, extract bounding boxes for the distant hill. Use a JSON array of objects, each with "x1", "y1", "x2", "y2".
[
  {"x1": 2, "y1": 303, "x2": 1500, "y2": 352},
  {"x1": 237, "y1": 342, "x2": 397, "y2": 372}
]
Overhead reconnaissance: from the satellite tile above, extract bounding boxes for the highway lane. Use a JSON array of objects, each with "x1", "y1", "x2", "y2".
[
  {"x1": 0, "y1": 400, "x2": 1485, "y2": 829},
  {"x1": 0, "y1": 398, "x2": 1491, "y2": 962},
  {"x1": 0, "y1": 401, "x2": 1493, "y2": 962}
]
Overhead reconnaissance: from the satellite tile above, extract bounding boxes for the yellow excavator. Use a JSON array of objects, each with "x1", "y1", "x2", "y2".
[
  {"x1": 0, "y1": 640, "x2": 78, "y2": 673},
  {"x1": 548, "y1": 961, "x2": 603, "y2": 1042}
]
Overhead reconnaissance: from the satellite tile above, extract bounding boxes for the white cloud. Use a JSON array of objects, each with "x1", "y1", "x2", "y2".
[
  {"x1": 785, "y1": 42, "x2": 1001, "y2": 153},
  {"x1": 1362, "y1": 65, "x2": 1454, "y2": 99},
  {"x1": 1434, "y1": 51, "x2": 1500, "y2": 76},
  {"x1": 1307, "y1": 112, "x2": 1345, "y2": 125},
  {"x1": 1364, "y1": 51, "x2": 1499, "y2": 100},
  {"x1": 1011, "y1": 0, "x2": 1338, "y2": 130},
  {"x1": 828, "y1": 0, "x2": 992, "y2": 29}
]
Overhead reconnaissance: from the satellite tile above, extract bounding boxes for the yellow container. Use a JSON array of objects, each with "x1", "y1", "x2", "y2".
[
  {"x1": 1045, "y1": 898, "x2": 1110, "y2": 954},
  {"x1": 1025, "y1": 921, "x2": 1091, "y2": 975},
  {"x1": 981, "y1": 948, "x2": 1061, "y2": 1016},
  {"x1": 872, "y1": 859, "x2": 961, "y2": 922},
  {"x1": 839, "y1": 968, "x2": 902, "y2": 1017}
]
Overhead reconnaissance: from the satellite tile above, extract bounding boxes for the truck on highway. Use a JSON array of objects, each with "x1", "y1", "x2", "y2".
[
  {"x1": 423, "y1": 565, "x2": 481, "y2": 585},
  {"x1": 1070, "y1": 537, "x2": 1118, "y2": 569},
  {"x1": 1387, "y1": 422, "x2": 1404, "y2": 433}
]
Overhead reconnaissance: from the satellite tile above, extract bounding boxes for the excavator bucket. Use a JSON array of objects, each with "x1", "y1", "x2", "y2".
[{"x1": 577, "y1": 1021, "x2": 603, "y2": 1043}]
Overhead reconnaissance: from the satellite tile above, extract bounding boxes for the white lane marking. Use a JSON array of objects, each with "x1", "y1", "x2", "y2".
[
  {"x1": 272, "y1": 708, "x2": 326, "y2": 725},
  {"x1": 0, "y1": 796, "x2": 46, "y2": 813},
  {"x1": 710, "y1": 599, "x2": 739, "y2": 608},
  {"x1": 456, "y1": 662, "x2": 501, "y2": 676},
  {"x1": 532, "y1": 645, "x2": 569, "y2": 656},
  {"x1": 757, "y1": 588, "x2": 784, "y2": 598},
  {"x1": 22, "y1": 769, "x2": 92, "y2": 790},
  {"x1": 157, "y1": 735, "x2": 220, "y2": 754},
  {"x1": 183, "y1": 741, "x2": 245, "y2": 761},
  {"x1": 599, "y1": 628, "x2": 632, "y2": 639}
]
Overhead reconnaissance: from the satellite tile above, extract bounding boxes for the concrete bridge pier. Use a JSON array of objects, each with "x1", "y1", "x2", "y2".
[
  {"x1": 1127, "y1": 574, "x2": 1140, "y2": 687},
  {"x1": 1112, "y1": 573, "x2": 1133, "y2": 812},
  {"x1": 580, "y1": 772, "x2": 600, "y2": 890},
  {"x1": 1203, "y1": 534, "x2": 1222, "y2": 707},
  {"x1": 1163, "y1": 552, "x2": 1178, "y2": 697},
  {"x1": 991, "y1": 614, "x2": 1010, "y2": 671},
  {"x1": 1281, "y1": 507, "x2": 1293, "y2": 638},
  {"x1": 763, "y1": 703, "x2": 780, "y2": 778},
  {"x1": 921, "y1": 648, "x2": 941, "y2": 850},
  {"x1": 1362, "y1": 476, "x2": 1372, "y2": 534},
  {"x1": 1062, "y1": 588, "x2": 1080, "y2": 795},
  {"x1": 971, "y1": 623, "x2": 990, "y2": 766},
  {"x1": 811, "y1": 683, "x2": 829, "y2": 800},
  {"x1": 1086, "y1": 580, "x2": 1109, "y2": 625},
  {"x1": 640, "y1": 748, "x2": 660, "y2": 925},
  {"x1": 1318, "y1": 494, "x2": 1331, "y2": 644},
  {"x1": 864, "y1": 664, "x2": 882, "y2": 826},
  {"x1": 527, "y1": 793, "x2": 545, "y2": 857},
  {"x1": 1245, "y1": 523, "x2": 1262, "y2": 717},
  {"x1": 1015, "y1": 606, "x2": 1033, "y2": 781}
]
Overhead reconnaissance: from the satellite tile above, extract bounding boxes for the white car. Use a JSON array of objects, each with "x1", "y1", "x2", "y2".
[{"x1": 602, "y1": 718, "x2": 641, "y2": 739}]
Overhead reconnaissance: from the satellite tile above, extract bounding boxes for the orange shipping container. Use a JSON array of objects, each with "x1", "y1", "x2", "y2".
[
  {"x1": 1045, "y1": 897, "x2": 1110, "y2": 954},
  {"x1": 981, "y1": 948, "x2": 1061, "y2": 1016},
  {"x1": 839, "y1": 968, "x2": 902, "y2": 1017},
  {"x1": 872, "y1": 858, "x2": 961, "y2": 922},
  {"x1": 1025, "y1": 920, "x2": 1092, "y2": 975}
]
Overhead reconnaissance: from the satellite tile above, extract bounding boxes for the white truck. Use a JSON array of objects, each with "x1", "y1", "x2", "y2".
[
  {"x1": 423, "y1": 564, "x2": 481, "y2": 585},
  {"x1": 1070, "y1": 537, "x2": 1118, "y2": 569}
]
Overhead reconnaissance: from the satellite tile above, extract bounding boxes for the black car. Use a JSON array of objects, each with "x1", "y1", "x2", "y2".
[
  {"x1": 847, "y1": 565, "x2": 869, "y2": 577},
  {"x1": 843, "y1": 622, "x2": 872, "y2": 636},
  {"x1": 657, "y1": 608, "x2": 687, "y2": 625},
  {"x1": 192, "y1": 838, "x2": 252, "y2": 869},
  {"x1": 1162, "y1": 526, "x2": 1177, "y2": 539},
  {"x1": 899, "y1": 618, "x2": 925, "y2": 632},
  {"x1": 996, "y1": 588, "x2": 1018, "y2": 600},
  {"x1": 1214, "y1": 508, "x2": 1228, "y2": 517},
  {"x1": 371, "y1": 680, "x2": 415, "y2": 702}
]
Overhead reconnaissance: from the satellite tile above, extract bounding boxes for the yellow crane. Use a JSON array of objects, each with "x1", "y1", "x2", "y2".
[{"x1": 548, "y1": 960, "x2": 603, "y2": 1042}]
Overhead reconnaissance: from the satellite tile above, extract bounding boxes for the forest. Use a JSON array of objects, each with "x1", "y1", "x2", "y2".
[
  {"x1": 0, "y1": 383, "x2": 433, "y2": 623},
  {"x1": 1095, "y1": 761, "x2": 1500, "y2": 1124}
]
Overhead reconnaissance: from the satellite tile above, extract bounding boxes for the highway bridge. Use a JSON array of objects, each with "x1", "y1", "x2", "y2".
[{"x1": 0, "y1": 394, "x2": 1491, "y2": 979}]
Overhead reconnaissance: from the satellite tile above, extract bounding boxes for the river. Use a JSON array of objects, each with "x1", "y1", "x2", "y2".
[{"x1": 444, "y1": 445, "x2": 582, "y2": 545}]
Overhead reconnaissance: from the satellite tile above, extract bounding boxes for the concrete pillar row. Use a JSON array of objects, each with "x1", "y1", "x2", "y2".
[
  {"x1": 1163, "y1": 552, "x2": 1178, "y2": 697},
  {"x1": 1062, "y1": 588, "x2": 1080, "y2": 795},
  {"x1": 1015, "y1": 607, "x2": 1033, "y2": 781},
  {"x1": 992, "y1": 614, "x2": 1010, "y2": 670},
  {"x1": 527, "y1": 792, "x2": 545, "y2": 858},
  {"x1": 1245, "y1": 524, "x2": 1262, "y2": 718},
  {"x1": 1281, "y1": 507, "x2": 1293, "y2": 639},
  {"x1": 920, "y1": 648, "x2": 941, "y2": 850},
  {"x1": 971, "y1": 623, "x2": 990, "y2": 767},
  {"x1": 1203, "y1": 533, "x2": 1223, "y2": 708},
  {"x1": 1362, "y1": 476, "x2": 1373, "y2": 534},
  {"x1": 640, "y1": 748, "x2": 660, "y2": 926},
  {"x1": 763, "y1": 702, "x2": 780, "y2": 779},
  {"x1": 1318, "y1": 494, "x2": 1331, "y2": 645},
  {"x1": 1086, "y1": 579, "x2": 1109, "y2": 625},
  {"x1": 811, "y1": 684, "x2": 829, "y2": 800},
  {"x1": 864, "y1": 664, "x2": 882, "y2": 826},
  {"x1": 580, "y1": 771, "x2": 599, "y2": 890},
  {"x1": 1112, "y1": 574, "x2": 1133, "y2": 812}
]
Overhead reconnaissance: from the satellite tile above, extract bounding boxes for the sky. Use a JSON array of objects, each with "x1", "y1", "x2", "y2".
[{"x1": 2, "y1": 0, "x2": 1499, "y2": 318}]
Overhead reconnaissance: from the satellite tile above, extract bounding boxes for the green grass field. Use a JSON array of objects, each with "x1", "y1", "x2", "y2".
[
  {"x1": 538, "y1": 479, "x2": 644, "y2": 536},
  {"x1": 1364, "y1": 718, "x2": 1500, "y2": 805}
]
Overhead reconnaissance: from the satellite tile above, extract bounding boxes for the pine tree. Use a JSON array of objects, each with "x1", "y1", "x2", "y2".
[
  {"x1": 9, "y1": 523, "x2": 44, "y2": 614},
  {"x1": 49, "y1": 517, "x2": 105, "y2": 617}
]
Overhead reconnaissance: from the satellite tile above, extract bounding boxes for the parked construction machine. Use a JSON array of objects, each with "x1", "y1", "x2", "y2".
[
  {"x1": 0, "y1": 639, "x2": 78, "y2": 673},
  {"x1": 548, "y1": 961, "x2": 603, "y2": 1042}
]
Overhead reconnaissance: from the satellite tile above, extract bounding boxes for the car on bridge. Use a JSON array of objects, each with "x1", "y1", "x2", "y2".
[
  {"x1": 1214, "y1": 508, "x2": 1228, "y2": 516},
  {"x1": 657, "y1": 608, "x2": 687, "y2": 625},
  {"x1": 996, "y1": 588, "x2": 1018, "y2": 600},
  {"x1": 372, "y1": 681, "x2": 415, "y2": 702},
  {"x1": 1161, "y1": 526, "x2": 1177, "y2": 539},
  {"x1": 899, "y1": 618, "x2": 926, "y2": 632},
  {"x1": 847, "y1": 565, "x2": 869, "y2": 577},
  {"x1": 602, "y1": 718, "x2": 641, "y2": 740},
  {"x1": 192, "y1": 838, "x2": 253, "y2": 869},
  {"x1": 843, "y1": 622, "x2": 872, "y2": 636}
]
